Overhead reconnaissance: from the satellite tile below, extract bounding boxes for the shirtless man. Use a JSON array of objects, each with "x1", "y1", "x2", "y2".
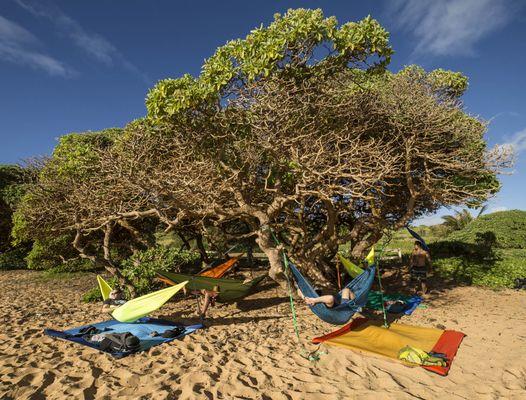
[{"x1": 410, "y1": 241, "x2": 432, "y2": 295}]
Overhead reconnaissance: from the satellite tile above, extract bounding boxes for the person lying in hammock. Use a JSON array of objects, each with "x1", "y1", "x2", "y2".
[
  {"x1": 300, "y1": 287, "x2": 356, "y2": 308},
  {"x1": 101, "y1": 287, "x2": 127, "y2": 313}
]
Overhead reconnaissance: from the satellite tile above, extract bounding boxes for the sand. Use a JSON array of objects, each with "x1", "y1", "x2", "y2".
[{"x1": 1, "y1": 269, "x2": 525, "y2": 400}]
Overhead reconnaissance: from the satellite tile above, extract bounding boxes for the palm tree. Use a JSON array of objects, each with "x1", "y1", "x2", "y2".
[{"x1": 441, "y1": 205, "x2": 487, "y2": 231}]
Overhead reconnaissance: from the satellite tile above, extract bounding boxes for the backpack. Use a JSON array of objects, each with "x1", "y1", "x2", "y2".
[
  {"x1": 98, "y1": 332, "x2": 141, "y2": 354},
  {"x1": 386, "y1": 300, "x2": 409, "y2": 314}
]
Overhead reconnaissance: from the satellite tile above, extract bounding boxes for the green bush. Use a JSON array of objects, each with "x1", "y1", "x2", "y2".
[
  {"x1": 434, "y1": 249, "x2": 526, "y2": 288},
  {"x1": 446, "y1": 210, "x2": 526, "y2": 249},
  {"x1": 25, "y1": 236, "x2": 93, "y2": 271},
  {"x1": 82, "y1": 286, "x2": 103, "y2": 303},
  {"x1": 0, "y1": 246, "x2": 29, "y2": 270},
  {"x1": 121, "y1": 246, "x2": 201, "y2": 295}
]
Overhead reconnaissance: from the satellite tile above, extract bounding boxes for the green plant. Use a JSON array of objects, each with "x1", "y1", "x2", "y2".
[
  {"x1": 445, "y1": 210, "x2": 526, "y2": 249},
  {"x1": 0, "y1": 164, "x2": 33, "y2": 254},
  {"x1": 25, "y1": 235, "x2": 93, "y2": 271},
  {"x1": 13, "y1": 8, "x2": 511, "y2": 286},
  {"x1": 0, "y1": 247, "x2": 29, "y2": 270},
  {"x1": 441, "y1": 205, "x2": 487, "y2": 232},
  {"x1": 434, "y1": 249, "x2": 526, "y2": 288},
  {"x1": 121, "y1": 247, "x2": 201, "y2": 295}
]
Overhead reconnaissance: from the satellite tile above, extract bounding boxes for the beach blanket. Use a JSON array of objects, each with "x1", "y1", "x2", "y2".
[
  {"x1": 312, "y1": 318, "x2": 465, "y2": 376},
  {"x1": 45, "y1": 317, "x2": 203, "y2": 358},
  {"x1": 366, "y1": 291, "x2": 423, "y2": 315}
]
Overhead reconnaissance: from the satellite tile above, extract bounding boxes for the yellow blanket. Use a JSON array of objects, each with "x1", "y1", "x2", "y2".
[{"x1": 324, "y1": 320, "x2": 443, "y2": 359}]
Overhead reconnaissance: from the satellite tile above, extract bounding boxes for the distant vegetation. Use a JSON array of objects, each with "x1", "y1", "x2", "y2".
[
  {"x1": 387, "y1": 210, "x2": 526, "y2": 289},
  {"x1": 446, "y1": 210, "x2": 526, "y2": 249},
  {"x1": 440, "y1": 206, "x2": 487, "y2": 231}
]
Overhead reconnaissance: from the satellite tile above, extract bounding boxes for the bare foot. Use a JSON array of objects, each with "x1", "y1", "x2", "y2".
[{"x1": 304, "y1": 297, "x2": 317, "y2": 306}]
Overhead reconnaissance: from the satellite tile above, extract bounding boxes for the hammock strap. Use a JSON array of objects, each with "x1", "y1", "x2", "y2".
[
  {"x1": 269, "y1": 229, "x2": 322, "y2": 362},
  {"x1": 374, "y1": 231, "x2": 393, "y2": 328},
  {"x1": 336, "y1": 261, "x2": 342, "y2": 290}
]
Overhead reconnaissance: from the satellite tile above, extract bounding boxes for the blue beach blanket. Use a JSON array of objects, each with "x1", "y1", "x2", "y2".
[
  {"x1": 44, "y1": 317, "x2": 203, "y2": 358},
  {"x1": 366, "y1": 291, "x2": 423, "y2": 315}
]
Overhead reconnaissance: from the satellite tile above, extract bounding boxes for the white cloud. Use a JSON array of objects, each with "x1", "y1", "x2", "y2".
[
  {"x1": 389, "y1": 0, "x2": 517, "y2": 56},
  {"x1": 0, "y1": 14, "x2": 36, "y2": 44},
  {"x1": 488, "y1": 206, "x2": 508, "y2": 213},
  {"x1": 501, "y1": 127, "x2": 526, "y2": 154},
  {"x1": 0, "y1": 14, "x2": 73, "y2": 76},
  {"x1": 15, "y1": 0, "x2": 149, "y2": 82}
]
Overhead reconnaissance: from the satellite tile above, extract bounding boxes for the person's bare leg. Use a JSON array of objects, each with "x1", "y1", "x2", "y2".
[
  {"x1": 200, "y1": 291, "x2": 212, "y2": 317},
  {"x1": 304, "y1": 295, "x2": 335, "y2": 307},
  {"x1": 297, "y1": 287, "x2": 305, "y2": 300},
  {"x1": 421, "y1": 280, "x2": 428, "y2": 295},
  {"x1": 341, "y1": 288, "x2": 356, "y2": 301}
]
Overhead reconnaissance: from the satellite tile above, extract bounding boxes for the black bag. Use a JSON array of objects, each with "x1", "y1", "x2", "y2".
[
  {"x1": 161, "y1": 326, "x2": 186, "y2": 338},
  {"x1": 386, "y1": 300, "x2": 410, "y2": 314},
  {"x1": 514, "y1": 278, "x2": 526, "y2": 290},
  {"x1": 98, "y1": 332, "x2": 141, "y2": 353}
]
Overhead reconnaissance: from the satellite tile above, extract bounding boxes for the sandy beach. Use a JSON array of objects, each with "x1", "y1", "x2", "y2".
[{"x1": 1, "y1": 269, "x2": 525, "y2": 400}]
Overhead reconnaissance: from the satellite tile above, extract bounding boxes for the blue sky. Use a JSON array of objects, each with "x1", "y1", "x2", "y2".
[{"x1": 1, "y1": 0, "x2": 525, "y2": 224}]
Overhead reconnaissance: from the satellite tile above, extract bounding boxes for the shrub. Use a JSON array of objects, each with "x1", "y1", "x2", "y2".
[
  {"x1": 434, "y1": 249, "x2": 526, "y2": 288},
  {"x1": 121, "y1": 246, "x2": 201, "y2": 295},
  {"x1": 25, "y1": 236, "x2": 93, "y2": 271},
  {"x1": 0, "y1": 246, "x2": 29, "y2": 270},
  {"x1": 445, "y1": 210, "x2": 526, "y2": 249}
]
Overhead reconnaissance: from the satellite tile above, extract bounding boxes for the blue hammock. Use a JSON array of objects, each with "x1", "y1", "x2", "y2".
[
  {"x1": 406, "y1": 225, "x2": 430, "y2": 252},
  {"x1": 288, "y1": 261, "x2": 376, "y2": 325}
]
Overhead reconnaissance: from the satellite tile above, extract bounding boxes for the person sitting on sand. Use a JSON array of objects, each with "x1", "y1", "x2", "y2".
[
  {"x1": 300, "y1": 287, "x2": 356, "y2": 308},
  {"x1": 101, "y1": 287, "x2": 126, "y2": 313},
  {"x1": 197, "y1": 277, "x2": 253, "y2": 319},
  {"x1": 410, "y1": 241, "x2": 432, "y2": 295}
]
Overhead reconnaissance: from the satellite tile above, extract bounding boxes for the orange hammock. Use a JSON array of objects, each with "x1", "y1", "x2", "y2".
[{"x1": 199, "y1": 257, "x2": 239, "y2": 278}]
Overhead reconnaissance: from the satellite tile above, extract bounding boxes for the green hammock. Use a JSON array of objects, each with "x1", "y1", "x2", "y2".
[
  {"x1": 338, "y1": 248, "x2": 374, "y2": 278},
  {"x1": 337, "y1": 254, "x2": 364, "y2": 278},
  {"x1": 157, "y1": 271, "x2": 267, "y2": 302}
]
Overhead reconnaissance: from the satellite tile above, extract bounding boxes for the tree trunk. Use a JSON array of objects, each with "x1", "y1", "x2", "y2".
[
  {"x1": 296, "y1": 255, "x2": 333, "y2": 288},
  {"x1": 177, "y1": 232, "x2": 191, "y2": 250},
  {"x1": 195, "y1": 233, "x2": 209, "y2": 263},
  {"x1": 255, "y1": 228, "x2": 285, "y2": 287},
  {"x1": 350, "y1": 230, "x2": 383, "y2": 261},
  {"x1": 72, "y1": 226, "x2": 137, "y2": 297}
]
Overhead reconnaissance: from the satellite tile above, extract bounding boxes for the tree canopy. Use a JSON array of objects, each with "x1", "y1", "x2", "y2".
[{"x1": 13, "y1": 9, "x2": 512, "y2": 288}]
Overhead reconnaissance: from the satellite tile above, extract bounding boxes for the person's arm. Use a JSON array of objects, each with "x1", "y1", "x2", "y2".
[{"x1": 426, "y1": 252, "x2": 433, "y2": 273}]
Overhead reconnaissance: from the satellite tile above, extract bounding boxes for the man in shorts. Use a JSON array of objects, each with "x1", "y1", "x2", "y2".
[{"x1": 410, "y1": 241, "x2": 432, "y2": 295}]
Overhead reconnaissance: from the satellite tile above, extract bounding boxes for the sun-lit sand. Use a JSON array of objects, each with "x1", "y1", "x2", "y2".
[{"x1": 1, "y1": 270, "x2": 525, "y2": 399}]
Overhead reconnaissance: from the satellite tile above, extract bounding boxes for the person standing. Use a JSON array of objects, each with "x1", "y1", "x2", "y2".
[{"x1": 410, "y1": 241, "x2": 432, "y2": 295}]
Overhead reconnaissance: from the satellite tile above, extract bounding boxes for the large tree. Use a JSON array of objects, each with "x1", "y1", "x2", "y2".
[{"x1": 15, "y1": 9, "x2": 511, "y2": 287}]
